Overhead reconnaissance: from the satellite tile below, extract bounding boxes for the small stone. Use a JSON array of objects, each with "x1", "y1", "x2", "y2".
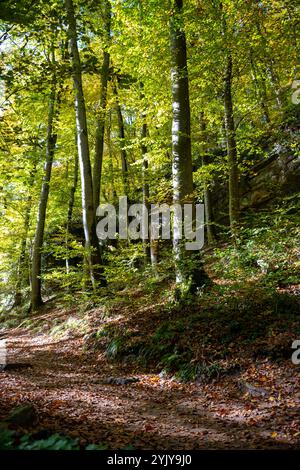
[
  {"x1": 237, "y1": 380, "x2": 268, "y2": 397},
  {"x1": 104, "y1": 377, "x2": 140, "y2": 385}
]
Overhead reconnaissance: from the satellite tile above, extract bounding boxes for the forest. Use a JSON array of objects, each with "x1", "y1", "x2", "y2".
[{"x1": 0, "y1": 0, "x2": 299, "y2": 456}]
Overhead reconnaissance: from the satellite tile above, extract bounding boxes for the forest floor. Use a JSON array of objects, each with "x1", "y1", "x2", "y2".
[{"x1": 1, "y1": 282, "x2": 300, "y2": 450}]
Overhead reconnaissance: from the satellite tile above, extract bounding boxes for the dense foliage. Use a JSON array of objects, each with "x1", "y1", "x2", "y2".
[{"x1": 0, "y1": 0, "x2": 299, "y2": 310}]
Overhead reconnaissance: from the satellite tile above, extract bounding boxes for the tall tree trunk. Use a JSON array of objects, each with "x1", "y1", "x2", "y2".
[
  {"x1": 267, "y1": 60, "x2": 284, "y2": 109},
  {"x1": 66, "y1": 144, "x2": 79, "y2": 274},
  {"x1": 202, "y1": 154, "x2": 216, "y2": 246},
  {"x1": 15, "y1": 163, "x2": 37, "y2": 307},
  {"x1": 141, "y1": 109, "x2": 151, "y2": 263},
  {"x1": 223, "y1": 53, "x2": 240, "y2": 235},
  {"x1": 93, "y1": 0, "x2": 111, "y2": 210},
  {"x1": 65, "y1": 0, "x2": 105, "y2": 288},
  {"x1": 107, "y1": 110, "x2": 117, "y2": 202},
  {"x1": 67, "y1": 151, "x2": 79, "y2": 229},
  {"x1": 169, "y1": 0, "x2": 207, "y2": 289},
  {"x1": 199, "y1": 113, "x2": 216, "y2": 245},
  {"x1": 112, "y1": 80, "x2": 129, "y2": 197},
  {"x1": 140, "y1": 113, "x2": 158, "y2": 265},
  {"x1": 31, "y1": 53, "x2": 57, "y2": 311},
  {"x1": 250, "y1": 53, "x2": 270, "y2": 124},
  {"x1": 255, "y1": 20, "x2": 284, "y2": 109},
  {"x1": 15, "y1": 207, "x2": 31, "y2": 307}
]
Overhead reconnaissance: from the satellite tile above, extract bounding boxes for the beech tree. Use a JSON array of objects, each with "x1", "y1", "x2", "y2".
[
  {"x1": 65, "y1": 0, "x2": 105, "y2": 289},
  {"x1": 223, "y1": 52, "x2": 240, "y2": 234},
  {"x1": 169, "y1": 0, "x2": 207, "y2": 289},
  {"x1": 93, "y1": 0, "x2": 111, "y2": 210},
  {"x1": 0, "y1": 0, "x2": 299, "y2": 309},
  {"x1": 31, "y1": 38, "x2": 59, "y2": 311}
]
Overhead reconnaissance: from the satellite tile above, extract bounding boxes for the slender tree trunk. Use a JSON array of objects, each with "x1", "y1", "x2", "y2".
[
  {"x1": 150, "y1": 241, "x2": 159, "y2": 266},
  {"x1": 14, "y1": 164, "x2": 36, "y2": 306},
  {"x1": 141, "y1": 110, "x2": 151, "y2": 263},
  {"x1": 223, "y1": 53, "x2": 240, "y2": 235},
  {"x1": 112, "y1": 80, "x2": 129, "y2": 197},
  {"x1": 66, "y1": 145, "x2": 79, "y2": 274},
  {"x1": 65, "y1": 0, "x2": 105, "y2": 288},
  {"x1": 250, "y1": 53, "x2": 270, "y2": 124},
  {"x1": 67, "y1": 151, "x2": 79, "y2": 228},
  {"x1": 140, "y1": 116, "x2": 157, "y2": 265},
  {"x1": 107, "y1": 110, "x2": 117, "y2": 202},
  {"x1": 31, "y1": 58, "x2": 57, "y2": 311},
  {"x1": 199, "y1": 113, "x2": 216, "y2": 245},
  {"x1": 267, "y1": 60, "x2": 284, "y2": 109},
  {"x1": 169, "y1": 0, "x2": 207, "y2": 289},
  {"x1": 15, "y1": 209, "x2": 30, "y2": 307},
  {"x1": 255, "y1": 20, "x2": 284, "y2": 109},
  {"x1": 93, "y1": 0, "x2": 111, "y2": 210},
  {"x1": 202, "y1": 154, "x2": 216, "y2": 246}
]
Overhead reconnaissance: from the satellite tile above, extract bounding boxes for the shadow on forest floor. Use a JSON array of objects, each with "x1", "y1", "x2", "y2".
[{"x1": 0, "y1": 281, "x2": 299, "y2": 449}]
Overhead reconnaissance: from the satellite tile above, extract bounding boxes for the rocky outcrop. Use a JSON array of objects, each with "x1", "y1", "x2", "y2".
[
  {"x1": 210, "y1": 140, "x2": 300, "y2": 225},
  {"x1": 240, "y1": 147, "x2": 300, "y2": 209}
]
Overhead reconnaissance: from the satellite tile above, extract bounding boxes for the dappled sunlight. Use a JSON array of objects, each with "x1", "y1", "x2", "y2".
[{"x1": 1, "y1": 326, "x2": 299, "y2": 449}]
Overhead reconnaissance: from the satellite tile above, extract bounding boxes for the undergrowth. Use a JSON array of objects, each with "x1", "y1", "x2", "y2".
[
  {"x1": 0, "y1": 428, "x2": 108, "y2": 450},
  {"x1": 1, "y1": 194, "x2": 299, "y2": 383}
]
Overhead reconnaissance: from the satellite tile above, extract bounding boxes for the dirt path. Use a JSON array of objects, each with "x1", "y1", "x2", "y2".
[{"x1": 0, "y1": 329, "x2": 299, "y2": 449}]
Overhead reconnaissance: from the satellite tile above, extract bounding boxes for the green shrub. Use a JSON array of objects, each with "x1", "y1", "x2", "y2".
[{"x1": 0, "y1": 428, "x2": 109, "y2": 451}]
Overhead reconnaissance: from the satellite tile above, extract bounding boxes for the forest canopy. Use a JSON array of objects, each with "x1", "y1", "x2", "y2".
[
  {"x1": 0, "y1": 0, "x2": 299, "y2": 310},
  {"x1": 0, "y1": 0, "x2": 300, "y2": 454}
]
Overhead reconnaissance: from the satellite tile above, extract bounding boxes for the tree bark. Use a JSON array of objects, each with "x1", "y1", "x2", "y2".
[
  {"x1": 255, "y1": 19, "x2": 284, "y2": 109},
  {"x1": 66, "y1": 143, "x2": 79, "y2": 274},
  {"x1": 67, "y1": 150, "x2": 79, "y2": 229},
  {"x1": 107, "y1": 110, "x2": 117, "y2": 202},
  {"x1": 199, "y1": 113, "x2": 216, "y2": 245},
  {"x1": 65, "y1": 0, "x2": 105, "y2": 288},
  {"x1": 112, "y1": 80, "x2": 129, "y2": 197},
  {"x1": 223, "y1": 53, "x2": 240, "y2": 235},
  {"x1": 93, "y1": 0, "x2": 111, "y2": 210},
  {"x1": 15, "y1": 162, "x2": 37, "y2": 307},
  {"x1": 31, "y1": 52, "x2": 57, "y2": 311},
  {"x1": 169, "y1": 0, "x2": 207, "y2": 288},
  {"x1": 250, "y1": 52, "x2": 270, "y2": 124},
  {"x1": 141, "y1": 111, "x2": 151, "y2": 263},
  {"x1": 202, "y1": 154, "x2": 216, "y2": 246}
]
